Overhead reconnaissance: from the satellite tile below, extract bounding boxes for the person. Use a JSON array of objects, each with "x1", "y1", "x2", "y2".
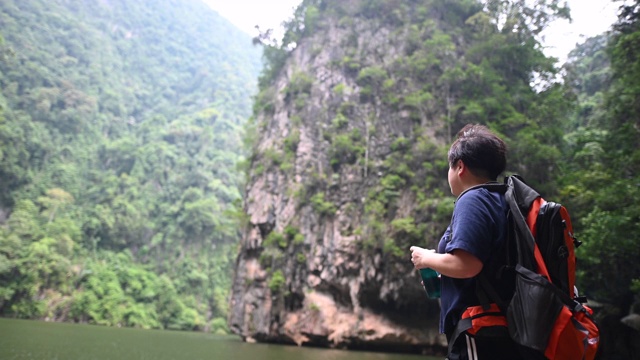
[{"x1": 410, "y1": 124, "x2": 521, "y2": 360}]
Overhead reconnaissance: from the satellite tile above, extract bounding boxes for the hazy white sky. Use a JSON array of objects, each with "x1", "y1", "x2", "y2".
[
  {"x1": 203, "y1": 0, "x2": 301, "y2": 37},
  {"x1": 203, "y1": 0, "x2": 621, "y2": 61},
  {"x1": 542, "y1": 0, "x2": 619, "y2": 61}
]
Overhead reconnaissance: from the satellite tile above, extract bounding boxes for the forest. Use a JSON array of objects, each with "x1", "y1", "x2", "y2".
[
  {"x1": 0, "y1": 0, "x2": 639, "y2": 354},
  {"x1": 0, "y1": 0, "x2": 261, "y2": 332}
]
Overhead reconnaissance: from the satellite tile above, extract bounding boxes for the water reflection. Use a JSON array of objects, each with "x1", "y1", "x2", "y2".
[{"x1": 0, "y1": 318, "x2": 437, "y2": 360}]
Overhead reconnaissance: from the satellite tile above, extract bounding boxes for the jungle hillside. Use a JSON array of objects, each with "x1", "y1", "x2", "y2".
[{"x1": 0, "y1": 0, "x2": 261, "y2": 332}]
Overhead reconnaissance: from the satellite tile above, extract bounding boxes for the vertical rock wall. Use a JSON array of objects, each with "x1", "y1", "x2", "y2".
[{"x1": 229, "y1": 0, "x2": 455, "y2": 353}]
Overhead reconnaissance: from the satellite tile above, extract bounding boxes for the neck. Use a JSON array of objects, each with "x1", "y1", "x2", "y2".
[
  {"x1": 456, "y1": 178, "x2": 498, "y2": 201},
  {"x1": 460, "y1": 174, "x2": 493, "y2": 192}
]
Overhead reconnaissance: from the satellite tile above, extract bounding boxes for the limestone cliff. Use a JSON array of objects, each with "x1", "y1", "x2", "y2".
[{"x1": 229, "y1": 0, "x2": 479, "y2": 353}]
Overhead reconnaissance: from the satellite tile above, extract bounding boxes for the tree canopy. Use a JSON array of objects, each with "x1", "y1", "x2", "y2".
[{"x1": 0, "y1": 0, "x2": 261, "y2": 331}]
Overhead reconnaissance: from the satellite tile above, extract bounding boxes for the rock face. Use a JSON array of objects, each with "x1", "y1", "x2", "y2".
[{"x1": 229, "y1": 0, "x2": 459, "y2": 353}]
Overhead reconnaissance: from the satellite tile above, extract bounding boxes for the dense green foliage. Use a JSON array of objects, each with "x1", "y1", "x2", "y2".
[
  {"x1": 251, "y1": 0, "x2": 639, "y2": 320},
  {"x1": 560, "y1": 1, "x2": 640, "y2": 312},
  {"x1": 0, "y1": 0, "x2": 261, "y2": 331}
]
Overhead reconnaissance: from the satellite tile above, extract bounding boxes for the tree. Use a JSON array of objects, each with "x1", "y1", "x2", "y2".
[{"x1": 568, "y1": 0, "x2": 640, "y2": 310}]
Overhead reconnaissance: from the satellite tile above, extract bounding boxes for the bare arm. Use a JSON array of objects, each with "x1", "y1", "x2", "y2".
[{"x1": 410, "y1": 246, "x2": 483, "y2": 279}]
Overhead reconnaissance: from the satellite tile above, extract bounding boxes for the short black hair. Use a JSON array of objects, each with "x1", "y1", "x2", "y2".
[{"x1": 447, "y1": 124, "x2": 507, "y2": 181}]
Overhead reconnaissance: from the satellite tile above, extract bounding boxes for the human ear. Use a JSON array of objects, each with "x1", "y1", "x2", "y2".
[{"x1": 456, "y1": 160, "x2": 466, "y2": 175}]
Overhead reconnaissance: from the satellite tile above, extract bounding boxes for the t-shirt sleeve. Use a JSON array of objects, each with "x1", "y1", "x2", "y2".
[{"x1": 444, "y1": 190, "x2": 494, "y2": 263}]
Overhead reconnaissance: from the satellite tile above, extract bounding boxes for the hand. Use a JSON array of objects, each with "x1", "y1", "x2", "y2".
[{"x1": 410, "y1": 246, "x2": 435, "y2": 270}]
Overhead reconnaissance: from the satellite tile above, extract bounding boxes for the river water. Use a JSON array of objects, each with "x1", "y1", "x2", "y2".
[{"x1": 0, "y1": 318, "x2": 440, "y2": 360}]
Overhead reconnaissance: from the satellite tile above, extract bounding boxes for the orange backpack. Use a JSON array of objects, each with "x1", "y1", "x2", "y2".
[{"x1": 450, "y1": 175, "x2": 600, "y2": 360}]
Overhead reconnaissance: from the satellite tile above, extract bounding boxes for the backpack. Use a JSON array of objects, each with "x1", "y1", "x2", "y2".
[{"x1": 449, "y1": 175, "x2": 600, "y2": 360}]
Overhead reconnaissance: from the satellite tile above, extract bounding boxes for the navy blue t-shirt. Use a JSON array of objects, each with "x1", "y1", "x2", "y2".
[{"x1": 437, "y1": 186, "x2": 509, "y2": 335}]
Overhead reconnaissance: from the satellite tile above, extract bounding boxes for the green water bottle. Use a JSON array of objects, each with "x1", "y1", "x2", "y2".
[{"x1": 419, "y1": 268, "x2": 441, "y2": 299}]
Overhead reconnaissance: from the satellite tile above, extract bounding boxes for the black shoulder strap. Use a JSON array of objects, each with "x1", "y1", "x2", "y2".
[
  {"x1": 504, "y1": 175, "x2": 538, "y2": 270},
  {"x1": 506, "y1": 175, "x2": 540, "y2": 220},
  {"x1": 473, "y1": 175, "x2": 539, "y2": 311}
]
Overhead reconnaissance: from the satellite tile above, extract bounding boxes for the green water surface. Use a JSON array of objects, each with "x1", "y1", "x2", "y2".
[{"x1": 0, "y1": 318, "x2": 439, "y2": 360}]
